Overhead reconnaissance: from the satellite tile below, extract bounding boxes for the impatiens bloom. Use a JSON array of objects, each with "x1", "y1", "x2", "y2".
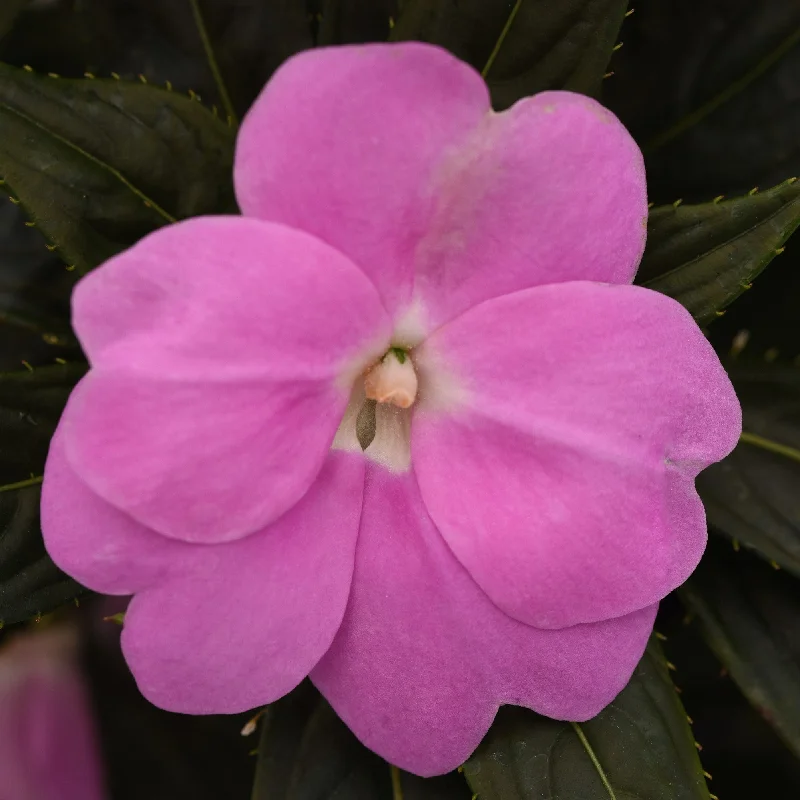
[
  {"x1": 0, "y1": 626, "x2": 106, "y2": 800},
  {"x1": 41, "y1": 43, "x2": 741, "y2": 776}
]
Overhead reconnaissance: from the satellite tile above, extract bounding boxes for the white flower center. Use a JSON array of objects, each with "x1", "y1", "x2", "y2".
[{"x1": 331, "y1": 348, "x2": 418, "y2": 472}]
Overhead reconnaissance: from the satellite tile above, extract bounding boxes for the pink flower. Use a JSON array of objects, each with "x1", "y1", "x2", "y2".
[
  {"x1": 41, "y1": 43, "x2": 741, "y2": 776},
  {"x1": 0, "y1": 626, "x2": 106, "y2": 800}
]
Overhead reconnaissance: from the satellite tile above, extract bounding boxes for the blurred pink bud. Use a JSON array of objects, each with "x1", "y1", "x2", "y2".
[{"x1": 0, "y1": 625, "x2": 106, "y2": 800}]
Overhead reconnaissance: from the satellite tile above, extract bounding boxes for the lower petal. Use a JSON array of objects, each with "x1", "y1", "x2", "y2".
[
  {"x1": 121, "y1": 452, "x2": 365, "y2": 714},
  {"x1": 311, "y1": 467, "x2": 656, "y2": 777},
  {"x1": 42, "y1": 428, "x2": 189, "y2": 595},
  {"x1": 414, "y1": 413, "x2": 708, "y2": 630},
  {"x1": 413, "y1": 282, "x2": 739, "y2": 628}
]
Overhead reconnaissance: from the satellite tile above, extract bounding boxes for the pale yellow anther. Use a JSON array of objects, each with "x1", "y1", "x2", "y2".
[{"x1": 364, "y1": 350, "x2": 417, "y2": 409}]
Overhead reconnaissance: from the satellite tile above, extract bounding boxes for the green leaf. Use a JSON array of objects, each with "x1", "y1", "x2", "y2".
[
  {"x1": 696, "y1": 362, "x2": 800, "y2": 576},
  {"x1": 391, "y1": 0, "x2": 629, "y2": 109},
  {"x1": 642, "y1": 20, "x2": 800, "y2": 156},
  {"x1": 681, "y1": 541, "x2": 800, "y2": 762},
  {"x1": 251, "y1": 683, "x2": 390, "y2": 799},
  {"x1": 0, "y1": 301, "x2": 75, "y2": 349},
  {"x1": 0, "y1": 153, "x2": 76, "y2": 362},
  {"x1": 400, "y1": 772, "x2": 473, "y2": 800},
  {"x1": 0, "y1": 64, "x2": 236, "y2": 275},
  {"x1": 0, "y1": 362, "x2": 87, "y2": 624},
  {"x1": 142, "y1": 0, "x2": 314, "y2": 117},
  {"x1": 463, "y1": 637, "x2": 710, "y2": 800},
  {"x1": 638, "y1": 178, "x2": 800, "y2": 325},
  {"x1": 0, "y1": 483, "x2": 81, "y2": 625},
  {"x1": 251, "y1": 683, "x2": 471, "y2": 799},
  {"x1": 0, "y1": 361, "x2": 86, "y2": 482}
]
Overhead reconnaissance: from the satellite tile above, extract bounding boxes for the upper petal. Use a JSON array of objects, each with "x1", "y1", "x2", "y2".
[
  {"x1": 311, "y1": 466, "x2": 657, "y2": 777},
  {"x1": 235, "y1": 42, "x2": 490, "y2": 321},
  {"x1": 413, "y1": 282, "x2": 741, "y2": 629},
  {"x1": 411, "y1": 91, "x2": 647, "y2": 328},
  {"x1": 235, "y1": 43, "x2": 646, "y2": 331},
  {"x1": 65, "y1": 216, "x2": 390, "y2": 542}
]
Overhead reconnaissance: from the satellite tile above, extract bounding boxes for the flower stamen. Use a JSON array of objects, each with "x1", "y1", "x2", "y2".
[{"x1": 364, "y1": 349, "x2": 418, "y2": 409}]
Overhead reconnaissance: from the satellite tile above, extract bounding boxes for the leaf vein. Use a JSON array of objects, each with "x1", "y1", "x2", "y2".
[{"x1": 570, "y1": 722, "x2": 618, "y2": 800}]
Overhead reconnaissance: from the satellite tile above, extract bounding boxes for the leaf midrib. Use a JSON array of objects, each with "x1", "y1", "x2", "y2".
[
  {"x1": 571, "y1": 722, "x2": 618, "y2": 800},
  {"x1": 642, "y1": 187, "x2": 800, "y2": 287},
  {"x1": 739, "y1": 431, "x2": 800, "y2": 464}
]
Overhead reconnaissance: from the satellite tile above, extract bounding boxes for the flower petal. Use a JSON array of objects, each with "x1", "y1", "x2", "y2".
[
  {"x1": 411, "y1": 92, "x2": 647, "y2": 328},
  {"x1": 311, "y1": 466, "x2": 657, "y2": 777},
  {"x1": 65, "y1": 216, "x2": 390, "y2": 543},
  {"x1": 63, "y1": 371, "x2": 344, "y2": 545},
  {"x1": 44, "y1": 429, "x2": 366, "y2": 712},
  {"x1": 235, "y1": 43, "x2": 645, "y2": 331},
  {"x1": 72, "y1": 216, "x2": 389, "y2": 380},
  {"x1": 413, "y1": 282, "x2": 741, "y2": 629},
  {"x1": 121, "y1": 452, "x2": 364, "y2": 714},
  {"x1": 234, "y1": 43, "x2": 490, "y2": 319},
  {"x1": 42, "y1": 428, "x2": 191, "y2": 595}
]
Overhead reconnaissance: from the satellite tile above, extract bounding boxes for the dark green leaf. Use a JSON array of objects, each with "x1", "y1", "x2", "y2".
[
  {"x1": 697, "y1": 362, "x2": 800, "y2": 576},
  {"x1": 638, "y1": 178, "x2": 800, "y2": 324},
  {"x1": 83, "y1": 616, "x2": 257, "y2": 800},
  {"x1": 0, "y1": 64, "x2": 236, "y2": 275},
  {"x1": 681, "y1": 541, "x2": 800, "y2": 762},
  {"x1": 463, "y1": 637, "x2": 710, "y2": 800},
  {"x1": 400, "y1": 772, "x2": 473, "y2": 800},
  {"x1": 0, "y1": 301, "x2": 75, "y2": 351},
  {"x1": 251, "y1": 683, "x2": 390, "y2": 799},
  {"x1": 605, "y1": 2, "x2": 800, "y2": 200},
  {"x1": 0, "y1": 483, "x2": 81, "y2": 625},
  {"x1": 251, "y1": 683, "x2": 469, "y2": 798},
  {"x1": 0, "y1": 361, "x2": 86, "y2": 482},
  {"x1": 143, "y1": 0, "x2": 314, "y2": 117},
  {"x1": 0, "y1": 203, "x2": 78, "y2": 364},
  {"x1": 391, "y1": 0, "x2": 629, "y2": 109},
  {"x1": 0, "y1": 362, "x2": 87, "y2": 624}
]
